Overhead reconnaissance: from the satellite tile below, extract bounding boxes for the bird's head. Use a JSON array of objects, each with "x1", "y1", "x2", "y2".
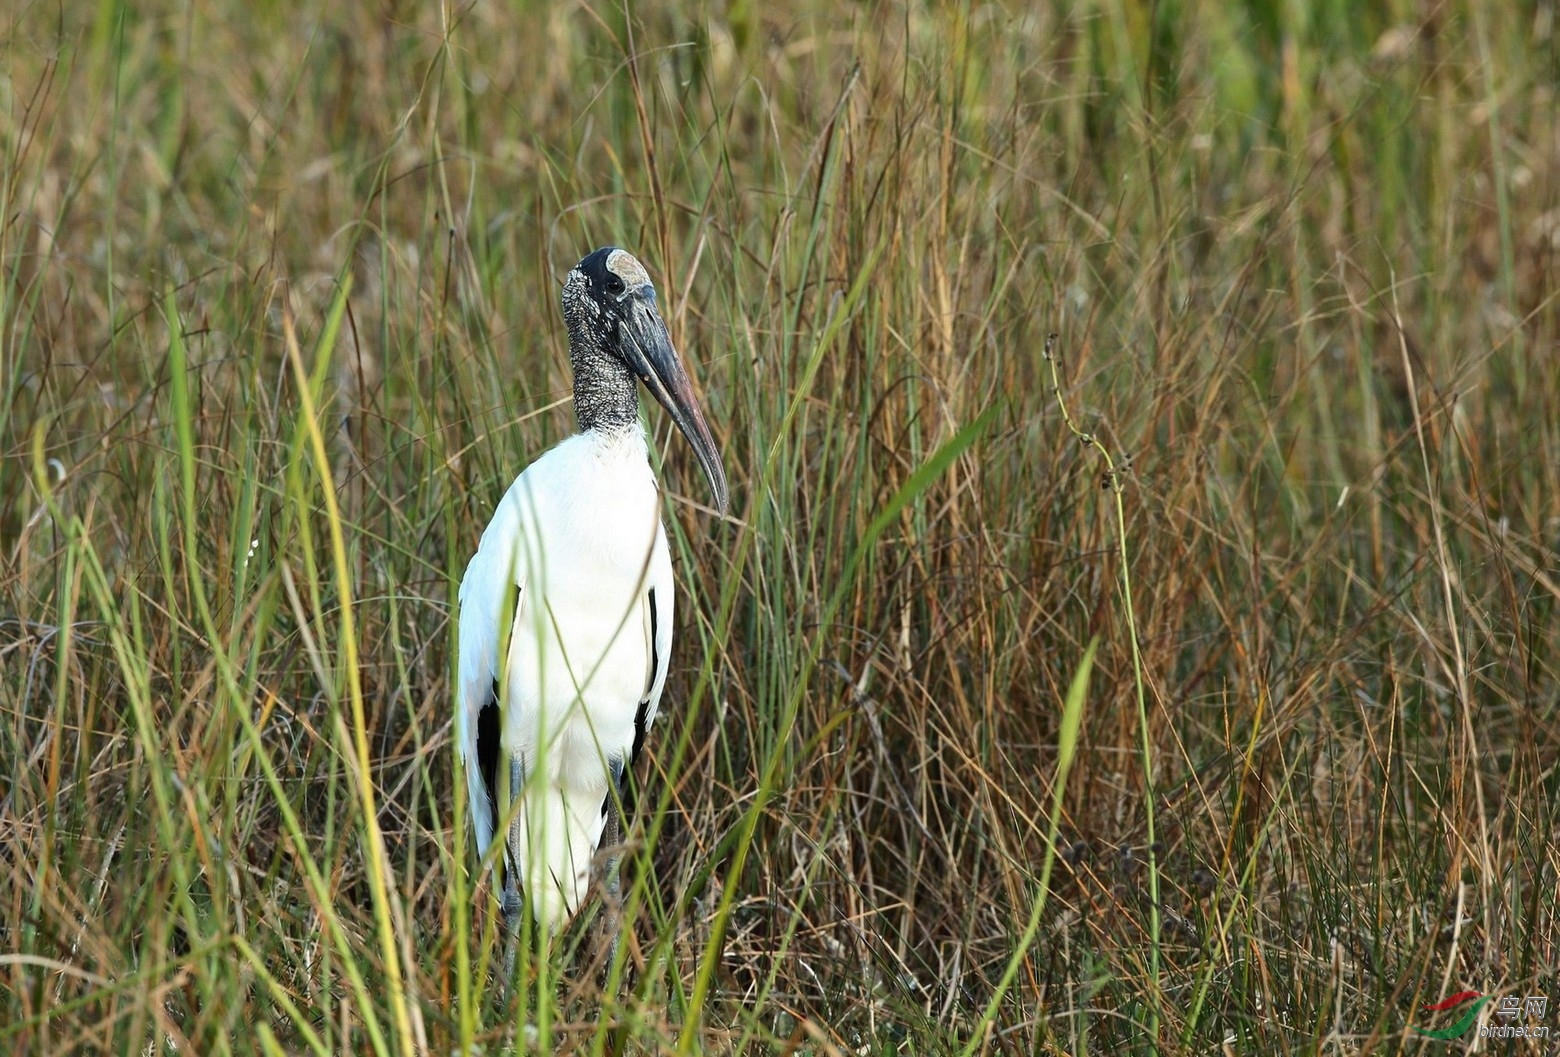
[{"x1": 562, "y1": 247, "x2": 729, "y2": 513}]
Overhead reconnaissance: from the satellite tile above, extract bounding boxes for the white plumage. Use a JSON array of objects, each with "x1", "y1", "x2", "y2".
[
  {"x1": 457, "y1": 430, "x2": 673, "y2": 928},
  {"x1": 456, "y1": 247, "x2": 726, "y2": 936}
]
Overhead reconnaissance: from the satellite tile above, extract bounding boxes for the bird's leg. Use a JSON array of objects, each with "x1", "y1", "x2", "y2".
[
  {"x1": 499, "y1": 870, "x2": 523, "y2": 992},
  {"x1": 599, "y1": 804, "x2": 624, "y2": 975},
  {"x1": 598, "y1": 819, "x2": 632, "y2": 1057},
  {"x1": 500, "y1": 758, "x2": 525, "y2": 993}
]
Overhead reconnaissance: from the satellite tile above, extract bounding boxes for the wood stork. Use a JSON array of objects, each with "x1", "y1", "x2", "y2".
[{"x1": 456, "y1": 247, "x2": 728, "y2": 942}]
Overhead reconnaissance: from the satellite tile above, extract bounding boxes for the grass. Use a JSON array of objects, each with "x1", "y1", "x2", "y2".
[{"x1": 3, "y1": 0, "x2": 1558, "y2": 1052}]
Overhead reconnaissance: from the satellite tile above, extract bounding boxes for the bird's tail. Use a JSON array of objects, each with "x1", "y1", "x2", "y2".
[{"x1": 507, "y1": 782, "x2": 606, "y2": 932}]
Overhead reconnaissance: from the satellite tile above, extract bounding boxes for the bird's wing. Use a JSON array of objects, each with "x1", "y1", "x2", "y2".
[
  {"x1": 614, "y1": 527, "x2": 675, "y2": 813},
  {"x1": 455, "y1": 493, "x2": 528, "y2": 870}
]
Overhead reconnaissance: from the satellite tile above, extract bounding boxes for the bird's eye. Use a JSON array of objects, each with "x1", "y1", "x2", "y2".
[{"x1": 605, "y1": 275, "x2": 626, "y2": 296}]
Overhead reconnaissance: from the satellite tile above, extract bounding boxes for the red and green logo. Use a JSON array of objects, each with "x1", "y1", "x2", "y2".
[{"x1": 1416, "y1": 991, "x2": 1491, "y2": 1039}]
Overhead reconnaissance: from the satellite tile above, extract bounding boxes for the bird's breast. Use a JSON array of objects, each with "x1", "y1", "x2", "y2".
[
  {"x1": 512, "y1": 432, "x2": 663, "y2": 579},
  {"x1": 487, "y1": 434, "x2": 667, "y2": 768}
]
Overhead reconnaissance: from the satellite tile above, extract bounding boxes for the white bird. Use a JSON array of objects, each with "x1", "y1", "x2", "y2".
[{"x1": 456, "y1": 246, "x2": 728, "y2": 940}]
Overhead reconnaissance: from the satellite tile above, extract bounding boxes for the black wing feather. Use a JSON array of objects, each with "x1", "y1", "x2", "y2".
[
  {"x1": 477, "y1": 679, "x2": 502, "y2": 833},
  {"x1": 604, "y1": 586, "x2": 660, "y2": 821},
  {"x1": 630, "y1": 585, "x2": 659, "y2": 768}
]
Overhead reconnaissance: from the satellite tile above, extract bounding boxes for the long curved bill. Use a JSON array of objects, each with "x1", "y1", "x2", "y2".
[{"x1": 621, "y1": 293, "x2": 729, "y2": 513}]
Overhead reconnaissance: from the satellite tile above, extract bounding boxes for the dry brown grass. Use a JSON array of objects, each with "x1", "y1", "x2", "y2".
[{"x1": 3, "y1": 0, "x2": 1558, "y2": 1053}]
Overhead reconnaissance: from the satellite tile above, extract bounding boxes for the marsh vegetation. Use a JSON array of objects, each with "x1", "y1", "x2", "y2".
[{"x1": 3, "y1": 0, "x2": 1557, "y2": 1051}]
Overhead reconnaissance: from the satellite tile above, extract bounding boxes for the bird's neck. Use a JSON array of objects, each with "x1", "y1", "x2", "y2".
[{"x1": 570, "y1": 343, "x2": 642, "y2": 436}]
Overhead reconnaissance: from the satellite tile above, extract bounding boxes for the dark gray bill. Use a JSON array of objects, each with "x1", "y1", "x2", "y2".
[{"x1": 621, "y1": 294, "x2": 729, "y2": 513}]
